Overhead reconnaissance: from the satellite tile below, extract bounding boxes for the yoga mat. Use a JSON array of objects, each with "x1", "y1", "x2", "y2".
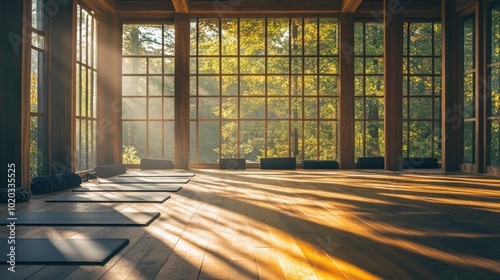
[
  {"x1": 74, "y1": 185, "x2": 182, "y2": 192},
  {"x1": 0, "y1": 212, "x2": 160, "y2": 226},
  {"x1": 0, "y1": 238, "x2": 129, "y2": 265},
  {"x1": 46, "y1": 193, "x2": 170, "y2": 203},
  {"x1": 119, "y1": 173, "x2": 195, "y2": 177},
  {"x1": 99, "y1": 178, "x2": 190, "y2": 184}
]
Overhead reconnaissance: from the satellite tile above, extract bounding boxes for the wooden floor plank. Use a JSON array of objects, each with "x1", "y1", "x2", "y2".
[{"x1": 1, "y1": 170, "x2": 500, "y2": 279}]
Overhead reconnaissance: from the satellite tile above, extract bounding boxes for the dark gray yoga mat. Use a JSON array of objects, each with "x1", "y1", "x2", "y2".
[
  {"x1": 119, "y1": 173, "x2": 195, "y2": 177},
  {"x1": 0, "y1": 238, "x2": 129, "y2": 265},
  {"x1": 46, "y1": 193, "x2": 170, "y2": 203},
  {"x1": 99, "y1": 178, "x2": 190, "y2": 184},
  {"x1": 0, "y1": 212, "x2": 160, "y2": 226},
  {"x1": 73, "y1": 185, "x2": 182, "y2": 192}
]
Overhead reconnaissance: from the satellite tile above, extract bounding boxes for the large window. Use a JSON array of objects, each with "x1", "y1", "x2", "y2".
[
  {"x1": 354, "y1": 21, "x2": 384, "y2": 160},
  {"x1": 463, "y1": 16, "x2": 475, "y2": 164},
  {"x1": 402, "y1": 22, "x2": 442, "y2": 159},
  {"x1": 190, "y1": 18, "x2": 339, "y2": 163},
  {"x1": 488, "y1": 4, "x2": 500, "y2": 167},
  {"x1": 29, "y1": 0, "x2": 47, "y2": 178},
  {"x1": 121, "y1": 24, "x2": 175, "y2": 163},
  {"x1": 75, "y1": 4, "x2": 98, "y2": 171}
]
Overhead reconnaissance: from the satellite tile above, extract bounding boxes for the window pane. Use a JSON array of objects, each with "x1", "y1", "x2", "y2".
[
  {"x1": 319, "y1": 18, "x2": 338, "y2": 55},
  {"x1": 410, "y1": 23, "x2": 433, "y2": 56},
  {"x1": 268, "y1": 57, "x2": 289, "y2": 74},
  {"x1": 240, "y1": 121, "x2": 265, "y2": 161},
  {"x1": 221, "y1": 121, "x2": 238, "y2": 158},
  {"x1": 240, "y1": 98, "x2": 265, "y2": 119},
  {"x1": 164, "y1": 97, "x2": 174, "y2": 119},
  {"x1": 463, "y1": 121, "x2": 475, "y2": 163},
  {"x1": 148, "y1": 121, "x2": 163, "y2": 158},
  {"x1": 198, "y1": 19, "x2": 219, "y2": 55},
  {"x1": 164, "y1": 121, "x2": 175, "y2": 160},
  {"x1": 304, "y1": 121, "x2": 318, "y2": 159},
  {"x1": 122, "y1": 24, "x2": 162, "y2": 56},
  {"x1": 199, "y1": 57, "x2": 220, "y2": 74},
  {"x1": 267, "y1": 98, "x2": 289, "y2": 119},
  {"x1": 240, "y1": 57, "x2": 265, "y2": 74},
  {"x1": 222, "y1": 97, "x2": 238, "y2": 119},
  {"x1": 319, "y1": 120, "x2": 338, "y2": 159},
  {"x1": 463, "y1": 18, "x2": 475, "y2": 71},
  {"x1": 409, "y1": 97, "x2": 432, "y2": 119},
  {"x1": 149, "y1": 76, "x2": 162, "y2": 96},
  {"x1": 409, "y1": 121, "x2": 432, "y2": 157},
  {"x1": 122, "y1": 98, "x2": 146, "y2": 119},
  {"x1": 268, "y1": 75, "x2": 289, "y2": 96},
  {"x1": 198, "y1": 76, "x2": 220, "y2": 95},
  {"x1": 240, "y1": 76, "x2": 265, "y2": 95},
  {"x1": 490, "y1": 66, "x2": 500, "y2": 116},
  {"x1": 463, "y1": 73, "x2": 475, "y2": 119},
  {"x1": 488, "y1": 120, "x2": 500, "y2": 166},
  {"x1": 123, "y1": 76, "x2": 147, "y2": 96},
  {"x1": 122, "y1": 121, "x2": 146, "y2": 163},
  {"x1": 268, "y1": 18, "x2": 290, "y2": 55},
  {"x1": 492, "y1": 6, "x2": 500, "y2": 63},
  {"x1": 267, "y1": 121, "x2": 289, "y2": 157},
  {"x1": 198, "y1": 97, "x2": 220, "y2": 119},
  {"x1": 304, "y1": 19, "x2": 318, "y2": 55},
  {"x1": 240, "y1": 19, "x2": 265, "y2": 55},
  {"x1": 222, "y1": 19, "x2": 238, "y2": 55}
]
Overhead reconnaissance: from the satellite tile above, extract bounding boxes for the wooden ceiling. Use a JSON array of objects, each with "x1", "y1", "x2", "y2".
[{"x1": 91, "y1": 0, "x2": 441, "y2": 19}]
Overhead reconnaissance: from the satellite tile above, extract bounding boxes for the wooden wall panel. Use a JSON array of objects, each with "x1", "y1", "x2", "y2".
[
  {"x1": 383, "y1": 0, "x2": 404, "y2": 171},
  {"x1": 339, "y1": 13, "x2": 355, "y2": 169},
  {"x1": 97, "y1": 13, "x2": 122, "y2": 165},
  {"x1": 47, "y1": 1, "x2": 74, "y2": 174},
  {"x1": 0, "y1": 1, "x2": 24, "y2": 188},
  {"x1": 174, "y1": 13, "x2": 190, "y2": 169}
]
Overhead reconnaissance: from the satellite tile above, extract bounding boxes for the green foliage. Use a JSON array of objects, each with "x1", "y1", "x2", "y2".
[
  {"x1": 123, "y1": 145, "x2": 141, "y2": 164},
  {"x1": 191, "y1": 18, "x2": 339, "y2": 163}
]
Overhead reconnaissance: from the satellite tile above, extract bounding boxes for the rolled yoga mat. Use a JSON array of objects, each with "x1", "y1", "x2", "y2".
[{"x1": 31, "y1": 173, "x2": 82, "y2": 194}]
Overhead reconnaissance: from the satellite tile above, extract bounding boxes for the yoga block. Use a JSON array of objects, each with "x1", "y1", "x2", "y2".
[
  {"x1": 219, "y1": 158, "x2": 246, "y2": 170},
  {"x1": 403, "y1": 158, "x2": 438, "y2": 169},
  {"x1": 93, "y1": 164, "x2": 127, "y2": 178},
  {"x1": 302, "y1": 160, "x2": 339, "y2": 169},
  {"x1": 260, "y1": 158, "x2": 296, "y2": 170},
  {"x1": 140, "y1": 159, "x2": 174, "y2": 169},
  {"x1": 357, "y1": 157, "x2": 384, "y2": 169}
]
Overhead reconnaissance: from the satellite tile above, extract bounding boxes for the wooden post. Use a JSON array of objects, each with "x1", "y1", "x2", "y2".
[
  {"x1": 384, "y1": 0, "x2": 404, "y2": 171},
  {"x1": 0, "y1": 1, "x2": 24, "y2": 188},
  {"x1": 47, "y1": 0, "x2": 74, "y2": 174},
  {"x1": 98, "y1": 13, "x2": 122, "y2": 165},
  {"x1": 339, "y1": 13, "x2": 355, "y2": 169},
  {"x1": 476, "y1": 1, "x2": 486, "y2": 173},
  {"x1": 441, "y1": 0, "x2": 461, "y2": 171},
  {"x1": 174, "y1": 13, "x2": 190, "y2": 169}
]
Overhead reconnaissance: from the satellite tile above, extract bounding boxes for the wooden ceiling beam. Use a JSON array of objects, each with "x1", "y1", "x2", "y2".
[
  {"x1": 189, "y1": 0, "x2": 342, "y2": 14},
  {"x1": 342, "y1": 0, "x2": 362, "y2": 13},
  {"x1": 172, "y1": 0, "x2": 190, "y2": 13},
  {"x1": 92, "y1": 0, "x2": 117, "y2": 13}
]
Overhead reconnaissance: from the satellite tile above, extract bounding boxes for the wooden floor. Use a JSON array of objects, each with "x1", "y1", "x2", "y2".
[{"x1": 1, "y1": 169, "x2": 500, "y2": 279}]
